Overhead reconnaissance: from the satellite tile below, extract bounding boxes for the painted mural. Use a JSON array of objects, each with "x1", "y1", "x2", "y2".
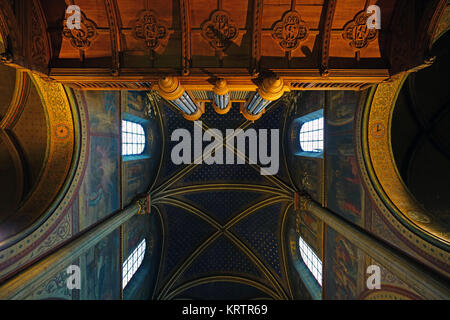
[
  {"x1": 123, "y1": 215, "x2": 151, "y2": 257},
  {"x1": 326, "y1": 91, "x2": 365, "y2": 226},
  {"x1": 296, "y1": 209, "x2": 323, "y2": 260},
  {"x1": 123, "y1": 160, "x2": 150, "y2": 205},
  {"x1": 79, "y1": 135, "x2": 120, "y2": 229},
  {"x1": 326, "y1": 91, "x2": 358, "y2": 133},
  {"x1": 24, "y1": 264, "x2": 75, "y2": 300},
  {"x1": 123, "y1": 91, "x2": 149, "y2": 113},
  {"x1": 80, "y1": 230, "x2": 120, "y2": 300},
  {"x1": 324, "y1": 226, "x2": 362, "y2": 300},
  {"x1": 75, "y1": 91, "x2": 121, "y2": 231},
  {"x1": 86, "y1": 91, "x2": 120, "y2": 135}
]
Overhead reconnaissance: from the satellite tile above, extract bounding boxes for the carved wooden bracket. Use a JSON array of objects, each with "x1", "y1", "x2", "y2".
[
  {"x1": 272, "y1": 10, "x2": 308, "y2": 52},
  {"x1": 342, "y1": 11, "x2": 378, "y2": 50},
  {"x1": 62, "y1": 11, "x2": 98, "y2": 50}
]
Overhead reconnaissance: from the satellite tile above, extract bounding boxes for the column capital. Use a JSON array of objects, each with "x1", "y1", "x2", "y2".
[
  {"x1": 257, "y1": 75, "x2": 286, "y2": 101},
  {"x1": 157, "y1": 76, "x2": 185, "y2": 101}
]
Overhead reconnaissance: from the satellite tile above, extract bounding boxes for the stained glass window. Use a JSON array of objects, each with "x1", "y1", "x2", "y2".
[
  {"x1": 122, "y1": 239, "x2": 146, "y2": 289},
  {"x1": 122, "y1": 120, "x2": 145, "y2": 156},
  {"x1": 299, "y1": 117, "x2": 324, "y2": 153},
  {"x1": 299, "y1": 236, "x2": 322, "y2": 286}
]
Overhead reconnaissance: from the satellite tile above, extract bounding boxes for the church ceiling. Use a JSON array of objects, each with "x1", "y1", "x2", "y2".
[
  {"x1": 8, "y1": 0, "x2": 447, "y2": 90},
  {"x1": 151, "y1": 100, "x2": 295, "y2": 300}
]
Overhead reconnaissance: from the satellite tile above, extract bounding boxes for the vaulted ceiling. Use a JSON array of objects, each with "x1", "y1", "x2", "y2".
[{"x1": 149, "y1": 101, "x2": 297, "y2": 299}]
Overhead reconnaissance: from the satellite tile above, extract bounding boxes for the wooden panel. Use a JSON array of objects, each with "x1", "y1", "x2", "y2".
[
  {"x1": 84, "y1": 33, "x2": 112, "y2": 59},
  {"x1": 116, "y1": 0, "x2": 147, "y2": 27},
  {"x1": 189, "y1": 0, "x2": 251, "y2": 67},
  {"x1": 332, "y1": 0, "x2": 366, "y2": 29},
  {"x1": 260, "y1": 1, "x2": 324, "y2": 68},
  {"x1": 75, "y1": 0, "x2": 110, "y2": 27},
  {"x1": 118, "y1": 0, "x2": 180, "y2": 68}
]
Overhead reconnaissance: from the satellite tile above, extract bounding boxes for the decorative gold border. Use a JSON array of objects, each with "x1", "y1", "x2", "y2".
[
  {"x1": 13, "y1": 74, "x2": 75, "y2": 223},
  {"x1": 356, "y1": 77, "x2": 449, "y2": 270},
  {"x1": 0, "y1": 78, "x2": 86, "y2": 280}
]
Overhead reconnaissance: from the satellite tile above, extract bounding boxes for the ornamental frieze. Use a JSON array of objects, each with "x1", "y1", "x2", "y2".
[
  {"x1": 132, "y1": 10, "x2": 168, "y2": 51},
  {"x1": 201, "y1": 10, "x2": 238, "y2": 53},
  {"x1": 272, "y1": 10, "x2": 308, "y2": 52},
  {"x1": 342, "y1": 11, "x2": 378, "y2": 50},
  {"x1": 62, "y1": 11, "x2": 98, "y2": 50}
]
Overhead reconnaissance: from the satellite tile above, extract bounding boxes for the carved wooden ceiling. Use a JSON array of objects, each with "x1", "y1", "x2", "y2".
[{"x1": 0, "y1": 0, "x2": 447, "y2": 90}]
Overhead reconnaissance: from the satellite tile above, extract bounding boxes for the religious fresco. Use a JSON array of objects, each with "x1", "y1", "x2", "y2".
[
  {"x1": 71, "y1": 91, "x2": 121, "y2": 231},
  {"x1": 325, "y1": 91, "x2": 365, "y2": 224},
  {"x1": 123, "y1": 215, "x2": 152, "y2": 257},
  {"x1": 296, "y1": 209, "x2": 323, "y2": 260},
  {"x1": 80, "y1": 230, "x2": 120, "y2": 300},
  {"x1": 85, "y1": 91, "x2": 120, "y2": 135},
  {"x1": 326, "y1": 91, "x2": 359, "y2": 134},
  {"x1": 123, "y1": 160, "x2": 150, "y2": 205},
  {"x1": 122, "y1": 91, "x2": 149, "y2": 114},
  {"x1": 325, "y1": 91, "x2": 361, "y2": 223},
  {"x1": 297, "y1": 159, "x2": 322, "y2": 203},
  {"x1": 79, "y1": 135, "x2": 120, "y2": 230},
  {"x1": 324, "y1": 227, "x2": 362, "y2": 300},
  {"x1": 326, "y1": 124, "x2": 364, "y2": 226}
]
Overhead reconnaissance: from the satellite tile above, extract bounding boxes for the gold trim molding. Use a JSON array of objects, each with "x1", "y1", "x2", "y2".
[
  {"x1": 365, "y1": 76, "x2": 449, "y2": 245},
  {"x1": 0, "y1": 75, "x2": 84, "y2": 280},
  {"x1": 355, "y1": 75, "x2": 450, "y2": 274}
]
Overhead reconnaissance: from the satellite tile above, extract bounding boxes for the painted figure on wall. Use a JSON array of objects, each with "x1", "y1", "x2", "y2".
[
  {"x1": 327, "y1": 91, "x2": 357, "y2": 127},
  {"x1": 333, "y1": 235, "x2": 358, "y2": 298},
  {"x1": 325, "y1": 227, "x2": 361, "y2": 300},
  {"x1": 127, "y1": 91, "x2": 149, "y2": 113},
  {"x1": 327, "y1": 135, "x2": 364, "y2": 224},
  {"x1": 87, "y1": 92, "x2": 119, "y2": 135},
  {"x1": 81, "y1": 136, "x2": 119, "y2": 229},
  {"x1": 84, "y1": 232, "x2": 119, "y2": 300},
  {"x1": 77, "y1": 91, "x2": 120, "y2": 230}
]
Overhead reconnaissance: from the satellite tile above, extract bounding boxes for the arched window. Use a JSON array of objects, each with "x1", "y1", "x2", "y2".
[
  {"x1": 122, "y1": 239, "x2": 146, "y2": 289},
  {"x1": 122, "y1": 120, "x2": 145, "y2": 156},
  {"x1": 299, "y1": 236, "x2": 322, "y2": 286},
  {"x1": 299, "y1": 117, "x2": 323, "y2": 153}
]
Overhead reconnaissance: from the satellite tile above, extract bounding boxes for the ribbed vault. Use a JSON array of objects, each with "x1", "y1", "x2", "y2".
[{"x1": 150, "y1": 102, "x2": 297, "y2": 300}]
